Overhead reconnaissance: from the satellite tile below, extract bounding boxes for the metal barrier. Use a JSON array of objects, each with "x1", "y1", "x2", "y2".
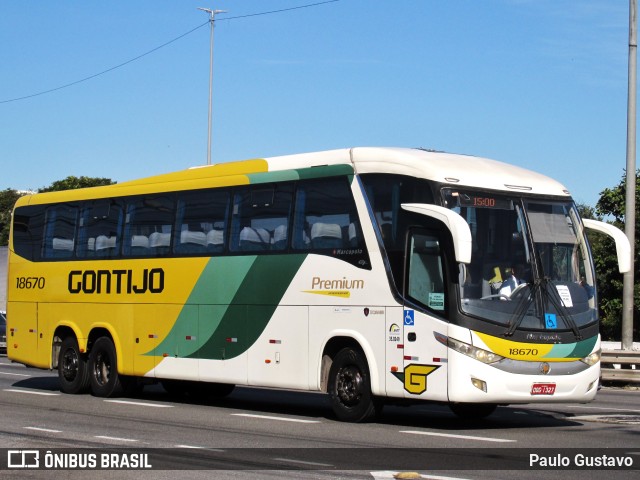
[{"x1": 601, "y1": 350, "x2": 640, "y2": 383}]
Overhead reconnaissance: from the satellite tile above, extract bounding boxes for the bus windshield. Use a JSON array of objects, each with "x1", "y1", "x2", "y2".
[{"x1": 442, "y1": 189, "x2": 597, "y2": 333}]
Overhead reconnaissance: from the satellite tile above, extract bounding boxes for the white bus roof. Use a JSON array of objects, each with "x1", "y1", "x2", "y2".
[{"x1": 265, "y1": 147, "x2": 571, "y2": 198}]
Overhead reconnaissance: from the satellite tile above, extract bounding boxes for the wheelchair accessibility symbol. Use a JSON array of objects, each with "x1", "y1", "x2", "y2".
[{"x1": 404, "y1": 310, "x2": 415, "y2": 326}]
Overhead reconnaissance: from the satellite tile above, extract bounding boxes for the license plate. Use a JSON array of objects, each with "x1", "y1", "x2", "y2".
[{"x1": 531, "y1": 383, "x2": 556, "y2": 395}]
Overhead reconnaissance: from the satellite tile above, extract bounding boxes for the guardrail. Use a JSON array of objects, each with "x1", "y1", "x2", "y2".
[{"x1": 601, "y1": 349, "x2": 640, "y2": 383}]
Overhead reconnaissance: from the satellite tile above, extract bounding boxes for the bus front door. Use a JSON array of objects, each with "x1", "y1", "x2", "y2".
[{"x1": 400, "y1": 230, "x2": 449, "y2": 402}]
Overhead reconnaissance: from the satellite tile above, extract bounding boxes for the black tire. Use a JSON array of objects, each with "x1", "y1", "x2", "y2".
[
  {"x1": 58, "y1": 336, "x2": 90, "y2": 394},
  {"x1": 328, "y1": 347, "x2": 377, "y2": 422},
  {"x1": 88, "y1": 337, "x2": 123, "y2": 398},
  {"x1": 449, "y1": 402, "x2": 497, "y2": 419}
]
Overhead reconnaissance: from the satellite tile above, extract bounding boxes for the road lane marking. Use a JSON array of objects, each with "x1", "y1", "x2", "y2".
[
  {"x1": 174, "y1": 445, "x2": 225, "y2": 452},
  {"x1": 273, "y1": 457, "x2": 334, "y2": 467},
  {"x1": 4, "y1": 389, "x2": 60, "y2": 396},
  {"x1": 104, "y1": 399, "x2": 173, "y2": 408},
  {"x1": 231, "y1": 413, "x2": 320, "y2": 423},
  {"x1": 24, "y1": 427, "x2": 62, "y2": 433},
  {"x1": 0, "y1": 372, "x2": 31, "y2": 377},
  {"x1": 400, "y1": 430, "x2": 515, "y2": 443},
  {"x1": 94, "y1": 435, "x2": 139, "y2": 443}
]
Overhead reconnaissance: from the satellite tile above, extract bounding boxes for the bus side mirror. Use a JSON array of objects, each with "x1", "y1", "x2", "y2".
[
  {"x1": 582, "y1": 219, "x2": 631, "y2": 274},
  {"x1": 401, "y1": 203, "x2": 472, "y2": 264}
]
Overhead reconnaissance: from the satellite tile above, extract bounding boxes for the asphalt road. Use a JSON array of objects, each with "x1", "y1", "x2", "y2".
[{"x1": 0, "y1": 355, "x2": 638, "y2": 480}]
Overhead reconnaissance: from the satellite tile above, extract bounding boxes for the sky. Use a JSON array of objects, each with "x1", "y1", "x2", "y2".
[{"x1": 0, "y1": 0, "x2": 634, "y2": 207}]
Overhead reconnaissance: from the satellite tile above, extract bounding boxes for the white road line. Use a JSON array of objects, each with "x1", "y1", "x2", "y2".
[
  {"x1": 273, "y1": 457, "x2": 334, "y2": 468},
  {"x1": 231, "y1": 413, "x2": 320, "y2": 423},
  {"x1": 94, "y1": 435, "x2": 139, "y2": 443},
  {"x1": 0, "y1": 372, "x2": 31, "y2": 377},
  {"x1": 24, "y1": 427, "x2": 62, "y2": 433},
  {"x1": 103, "y1": 399, "x2": 173, "y2": 408},
  {"x1": 4, "y1": 389, "x2": 60, "y2": 396},
  {"x1": 174, "y1": 445, "x2": 225, "y2": 452},
  {"x1": 400, "y1": 430, "x2": 516, "y2": 443}
]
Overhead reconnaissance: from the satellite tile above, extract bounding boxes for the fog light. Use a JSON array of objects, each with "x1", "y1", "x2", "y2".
[
  {"x1": 587, "y1": 380, "x2": 597, "y2": 393},
  {"x1": 471, "y1": 377, "x2": 487, "y2": 392}
]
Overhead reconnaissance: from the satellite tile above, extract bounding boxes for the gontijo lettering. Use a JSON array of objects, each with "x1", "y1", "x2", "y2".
[{"x1": 68, "y1": 268, "x2": 165, "y2": 294}]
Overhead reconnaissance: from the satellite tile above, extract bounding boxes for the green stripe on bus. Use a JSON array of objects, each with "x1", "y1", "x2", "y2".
[
  {"x1": 566, "y1": 335, "x2": 598, "y2": 359},
  {"x1": 295, "y1": 164, "x2": 354, "y2": 180},
  {"x1": 148, "y1": 256, "x2": 257, "y2": 358},
  {"x1": 148, "y1": 254, "x2": 306, "y2": 360},
  {"x1": 246, "y1": 164, "x2": 354, "y2": 185},
  {"x1": 187, "y1": 254, "x2": 306, "y2": 360}
]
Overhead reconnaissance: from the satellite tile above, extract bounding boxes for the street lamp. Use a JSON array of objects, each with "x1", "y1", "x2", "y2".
[{"x1": 198, "y1": 6, "x2": 226, "y2": 165}]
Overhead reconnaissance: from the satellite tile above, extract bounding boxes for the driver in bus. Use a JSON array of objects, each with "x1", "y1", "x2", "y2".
[{"x1": 499, "y1": 265, "x2": 522, "y2": 297}]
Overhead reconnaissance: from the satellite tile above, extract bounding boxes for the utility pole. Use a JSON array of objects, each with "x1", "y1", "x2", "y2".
[
  {"x1": 622, "y1": 0, "x2": 637, "y2": 350},
  {"x1": 198, "y1": 6, "x2": 226, "y2": 165}
]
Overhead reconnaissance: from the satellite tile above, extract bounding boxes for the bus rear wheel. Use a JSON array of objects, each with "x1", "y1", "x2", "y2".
[
  {"x1": 58, "y1": 336, "x2": 90, "y2": 394},
  {"x1": 328, "y1": 347, "x2": 377, "y2": 422},
  {"x1": 89, "y1": 337, "x2": 123, "y2": 398}
]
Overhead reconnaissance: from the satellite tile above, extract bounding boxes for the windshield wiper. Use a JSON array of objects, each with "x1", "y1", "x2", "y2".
[
  {"x1": 504, "y1": 278, "x2": 582, "y2": 341},
  {"x1": 541, "y1": 278, "x2": 582, "y2": 341},
  {"x1": 504, "y1": 281, "x2": 536, "y2": 337}
]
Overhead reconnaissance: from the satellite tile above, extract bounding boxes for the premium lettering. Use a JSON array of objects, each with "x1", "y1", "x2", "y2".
[
  {"x1": 68, "y1": 268, "x2": 164, "y2": 294},
  {"x1": 311, "y1": 276, "x2": 364, "y2": 290}
]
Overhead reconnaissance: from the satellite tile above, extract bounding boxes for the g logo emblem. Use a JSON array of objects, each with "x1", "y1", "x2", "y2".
[{"x1": 403, "y1": 364, "x2": 440, "y2": 394}]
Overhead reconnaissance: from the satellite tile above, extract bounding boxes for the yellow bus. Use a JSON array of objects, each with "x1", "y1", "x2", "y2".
[{"x1": 7, "y1": 147, "x2": 630, "y2": 422}]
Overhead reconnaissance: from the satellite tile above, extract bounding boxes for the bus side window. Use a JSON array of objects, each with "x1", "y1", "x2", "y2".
[
  {"x1": 123, "y1": 195, "x2": 175, "y2": 257},
  {"x1": 230, "y1": 184, "x2": 293, "y2": 253},
  {"x1": 406, "y1": 231, "x2": 447, "y2": 314},
  {"x1": 12, "y1": 205, "x2": 46, "y2": 262},
  {"x1": 292, "y1": 177, "x2": 364, "y2": 252},
  {"x1": 42, "y1": 205, "x2": 78, "y2": 259},
  {"x1": 77, "y1": 200, "x2": 124, "y2": 259},
  {"x1": 174, "y1": 190, "x2": 230, "y2": 255}
]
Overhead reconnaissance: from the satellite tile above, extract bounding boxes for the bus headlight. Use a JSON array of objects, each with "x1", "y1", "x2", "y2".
[
  {"x1": 580, "y1": 349, "x2": 601, "y2": 366},
  {"x1": 448, "y1": 337, "x2": 504, "y2": 364}
]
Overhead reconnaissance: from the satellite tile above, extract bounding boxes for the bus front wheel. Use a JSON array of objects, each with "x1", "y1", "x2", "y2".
[
  {"x1": 89, "y1": 337, "x2": 123, "y2": 398},
  {"x1": 58, "y1": 336, "x2": 90, "y2": 394},
  {"x1": 328, "y1": 347, "x2": 377, "y2": 422}
]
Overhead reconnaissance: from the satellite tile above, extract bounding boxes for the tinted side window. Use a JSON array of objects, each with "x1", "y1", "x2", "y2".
[
  {"x1": 293, "y1": 177, "x2": 370, "y2": 269},
  {"x1": 293, "y1": 178, "x2": 363, "y2": 250},
  {"x1": 42, "y1": 205, "x2": 78, "y2": 259},
  {"x1": 78, "y1": 200, "x2": 124, "y2": 258},
  {"x1": 230, "y1": 184, "x2": 294, "y2": 253},
  {"x1": 123, "y1": 195, "x2": 175, "y2": 257},
  {"x1": 360, "y1": 174, "x2": 435, "y2": 251},
  {"x1": 12, "y1": 205, "x2": 46, "y2": 261},
  {"x1": 407, "y1": 231, "x2": 447, "y2": 314},
  {"x1": 175, "y1": 189, "x2": 230, "y2": 255}
]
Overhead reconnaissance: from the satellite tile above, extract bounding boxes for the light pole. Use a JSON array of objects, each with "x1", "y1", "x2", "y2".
[
  {"x1": 198, "y1": 6, "x2": 226, "y2": 165},
  {"x1": 622, "y1": 0, "x2": 637, "y2": 350}
]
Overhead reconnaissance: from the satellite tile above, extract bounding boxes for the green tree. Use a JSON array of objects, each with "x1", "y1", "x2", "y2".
[
  {"x1": 0, "y1": 176, "x2": 116, "y2": 247},
  {"x1": 38, "y1": 176, "x2": 115, "y2": 193},
  {"x1": 590, "y1": 170, "x2": 640, "y2": 341},
  {"x1": 0, "y1": 189, "x2": 26, "y2": 246}
]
